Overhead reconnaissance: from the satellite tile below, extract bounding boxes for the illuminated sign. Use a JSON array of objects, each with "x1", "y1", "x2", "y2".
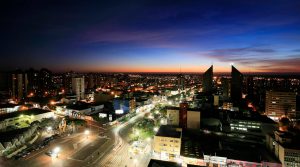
[
  {"x1": 99, "y1": 113, "x2": 107, "y2": 118},
  {"x1": 115, "y1": 109, "x2": 124, "y2": 114}
]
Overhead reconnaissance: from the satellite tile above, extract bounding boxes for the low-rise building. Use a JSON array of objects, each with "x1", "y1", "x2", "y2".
[
  {"x1": 229, "y1": 114, "x2": 277, "y2": 136},
  {"x1": 0, "y1": 104, "x2": 20, "y2": 115},
  {"x1": 266, "y1": 130, "x2": 300, "y2": 166},
  {"x1": 66, "y1": 102, "x2": 104, "y2": 115},
  {"x1": 0, "y1": 108, "x2": 54, "y2": 130},
  {"x1": 153, "y1": 125, "x2": 182, "y2": 161}
]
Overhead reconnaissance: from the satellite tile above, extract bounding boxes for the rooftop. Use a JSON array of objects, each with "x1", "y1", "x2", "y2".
[
  {"x1": 181, "y1": 130, "x2": 280, "y2": 164},
  {"x1": 155, "y1": 125, "x2": 182, "y2": 138},
  {"x1": 0, "y1": 127, "x2": 30, "y2": 142},
  {"x1": 0, "y1": 108, "x2": 51, "y2": 121},
  {"x1": 147, "y1": 159, "x2": 181, "y2": 167},
  {"x1": 0, "y1": 103, "x2": 18, "y2": 108},
  {"x1": 166, "y1": 106, "x2": 201, "y2": 112},
  {"x1": 271, "y1": 130, "x2": 300, "y2": 150},
  {"x1": 229, "y1": 112, "x2": 276, "y2": 124}
]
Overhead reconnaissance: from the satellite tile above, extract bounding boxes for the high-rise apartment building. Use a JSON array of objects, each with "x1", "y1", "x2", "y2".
[
  {"x1": 72, "y1": 77, "x2": 85, "y2": 101},
  {"x1": 265, "y1": 91, "x2": 297, "y2": 119},
  {"x1": 177, "y1": 74, "x2": 185, "y2": 91},
  {"x1": 11, "y1": 71, "x2": 28, "y2": 101},
  {"x1": 179, "y1": 102, "x2": 188, "y2": 129},
  {"x1": 221, "y1": 77, "x2": 231, "y2": 99}
]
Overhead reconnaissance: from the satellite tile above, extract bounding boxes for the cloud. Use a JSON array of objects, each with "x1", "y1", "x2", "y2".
[{"x1": 185, "y1": 47, "x2": 300, "y2": 72}]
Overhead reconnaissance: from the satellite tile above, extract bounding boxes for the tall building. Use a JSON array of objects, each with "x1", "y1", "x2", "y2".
[
  {"x1": 167, "y1": 106, "x2": 201, "y2": 129},
  {"x1": 177, "y1": 74, "x2": 185, "y2": 91},
  {"x1": 26, "y1": 68, "x2": 39, "y2": 94},
  {"x1": 265, "y1": 91, "x2": 297, "y2": 119},
  {"x1": 0, "y1": 72, "x2": 10, "y2": 94},
  {"x1": 39, "y1": 68, "x2": 53, "y2": 94},
  {"x1": 11, "y1": 70, "x2": 28, "y2": 101},
  {"x1": 221, "y1": 77, "x2": 231, "y2": 99},
  {"x1": 87, "y1": 73, "x2": 95, "y2": 89},
  {"x1": 63, "y1": 71, "x2": 74, "y2": 94},
  {"x1": 72, "y1": 77, "x2": 85, "y2": 101},
  {"x1": 246, "y1": 76, "x2": 254, "y2": 98},
  {"x1": 231, "y1": 65, "x2": 243, "y2": 104},
  {"x1": 179, "y1": 102, "x2": 188, "y2": 129},
  {"x1": 202, "y1": 65, "x2": 213, "y2": 93}
]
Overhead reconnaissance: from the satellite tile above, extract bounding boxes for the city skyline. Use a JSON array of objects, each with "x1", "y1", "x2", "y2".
[{"x1": 1, "y1": 0, "x2": 300, "y2": 73}]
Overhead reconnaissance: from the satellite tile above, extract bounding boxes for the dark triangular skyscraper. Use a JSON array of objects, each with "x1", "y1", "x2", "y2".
[
  {"x1": 231, "y1": 65, "x2": 243, "y2": 104},
  {"x1": 203, "y1": 65, "x2": 213, "y2": 93}
]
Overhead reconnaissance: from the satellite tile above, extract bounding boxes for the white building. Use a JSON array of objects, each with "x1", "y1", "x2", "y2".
[{"x1": 0, "y1": 109, "x2": 54, "y2": 130}]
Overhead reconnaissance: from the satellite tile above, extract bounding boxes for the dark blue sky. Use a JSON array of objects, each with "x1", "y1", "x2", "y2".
[{"x1": 1, "y1": 0, "x2": 300, "y2": 72}]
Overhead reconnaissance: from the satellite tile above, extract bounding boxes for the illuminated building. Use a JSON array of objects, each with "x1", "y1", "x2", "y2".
[
  {"x1": 265, "y1": 91, "x2": 297, "y2": 119},
  {"x1": 11, "y1": 70, "x2": 28, "y2": 101},
  {"x1": 202, "y1": 65, "x2": 213, "y2": 93},
  {"x1": 246, "y1": 76, "x2": 254, "y2": 98},
  {"x1": 167, "y1": 105, "x2": 201, "y2": 129},
  {"x1": 0, "y1": 108, "x2": 54, "y2": 130},
  {"x1": 179, "y1": 102, "x2": 188, "y2": 129},
  {"x1": 153, "y1": 125, "x2": 182, "y2": 161},
  {"x1": 266, "y1": 130, "x2": 300, "y2": 167},
  {"x1": 72, "y1": 77, "x2": 85, "y2": 101},
  {"x1": 39, "y1": 68, "x2": 53, "y2": 94},
  {"x1": 229, "y1": 114, "x2": 277, "y2": 136},
  {"x1": 26, "y1": 68, "x2": 39, "y2": 95},
  {"x1": 113, "y1": 98, "x2": 136, "y2": 114},
  {"x1": 177, "y1": 74, "x2": 185, "y2": 91},
  {"x1": 221, "y1": 77, "x2": 231, "y2": 100}
]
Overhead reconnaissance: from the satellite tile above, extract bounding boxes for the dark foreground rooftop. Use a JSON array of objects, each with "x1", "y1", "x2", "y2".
[
  {"x1": 0, "y1": 108, "x2": 51, "y2": 121},
  {"x1": 155, "y1": 125, "x2": 182, "y2": 138},
  {"x1": 181, "y1": 130, "x2": 280, "y2": 164},
  {"x1": 148, "y1": 159, "x2": 181, "y2": 167}
]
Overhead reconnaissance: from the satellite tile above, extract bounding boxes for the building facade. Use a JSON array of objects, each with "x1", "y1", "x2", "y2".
[
  {"x1": 153, "y1": 126, "x2": 182, "y2": 161},
  {"x1": 72, "y1": 77, "x2": 85, "y2": 101},
  {"x1": 266, "y1": 131, "x2": 300, "y2": 167},
  {"x1": 265, "y1": 91, "x2": 297, "y2": 119},
  {"x1": 167, "y1": 106, "x2": 201, "y2": 129}
]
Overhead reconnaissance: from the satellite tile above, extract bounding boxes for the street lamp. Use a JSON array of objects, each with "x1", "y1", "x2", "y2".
[
  {"x1": 133, "y1": 159, "x2": 137, "y2": 167},
  {"x1": 47, "y1": 126, "x2": 52, "y2": 131},
  {"x1": 85, "y1": 129, "x2": 90, "y2": 138},
  {"x1": 135, "y1": 130, "x2": 139, "y2": 136},
  {"x1": 53, "y1": 147, "x2": 60, "y2": 158}
]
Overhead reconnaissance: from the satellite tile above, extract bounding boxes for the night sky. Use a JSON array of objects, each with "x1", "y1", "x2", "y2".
[{"x1": 1, "y1": 0, "x2": 300, "y2": 73}]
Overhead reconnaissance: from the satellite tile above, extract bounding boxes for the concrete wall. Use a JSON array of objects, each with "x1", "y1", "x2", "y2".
[{"x1": 187, "y1": 111, "x2": 200, "y2": 129}]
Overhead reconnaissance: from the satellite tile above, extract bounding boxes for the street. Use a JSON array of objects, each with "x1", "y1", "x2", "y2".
[{"x1": 1, "y1": 105, "x2": 154, "y2": 167}]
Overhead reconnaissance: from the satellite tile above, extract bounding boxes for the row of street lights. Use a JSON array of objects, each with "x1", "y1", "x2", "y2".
[{"x1": 50, "y1": 129, "x2": 90, "y2": 160}]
